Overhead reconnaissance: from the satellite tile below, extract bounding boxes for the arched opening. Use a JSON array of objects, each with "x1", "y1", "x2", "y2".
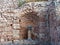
[{"x1": 19, "y1": 11, "x2": 40, "y2": 40}]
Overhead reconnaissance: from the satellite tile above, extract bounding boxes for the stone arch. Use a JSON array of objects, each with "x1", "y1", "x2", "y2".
[{"x1": 19, "y1": 3, "x2": 41, "y2": 40}]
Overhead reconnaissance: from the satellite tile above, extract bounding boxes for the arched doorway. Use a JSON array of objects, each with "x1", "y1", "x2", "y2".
[{"x1": 19, "y1": 9, "x2": 40, "y2": 40}]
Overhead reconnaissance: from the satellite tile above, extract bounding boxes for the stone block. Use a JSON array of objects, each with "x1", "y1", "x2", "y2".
[{"x1": 13, "y1": 24, "x2": 20, "y2": 29}]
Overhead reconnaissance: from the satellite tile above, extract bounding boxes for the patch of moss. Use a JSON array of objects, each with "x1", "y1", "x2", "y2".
[{"x1": 18, "y1": 0, "x2": 26, "y2": 7}]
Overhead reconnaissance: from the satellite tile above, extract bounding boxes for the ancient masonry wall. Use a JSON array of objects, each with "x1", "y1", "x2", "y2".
[
  {"x1": 0, "y1": 0, "x2": 60, "y2": 45},
  {"x1": 48, "y1": 2, "x2": 58, "y2": 45},
  {"x1": 0, "y1": 1, "x2": 50, "y2": 41},
  {"x1": 0, "y1": 0, "x2": 20, "y2": 41}
]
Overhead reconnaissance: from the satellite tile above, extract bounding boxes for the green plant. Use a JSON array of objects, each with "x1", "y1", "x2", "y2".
[
  {"x1": 18, "y1": 0, "x2": 26, "y2": 7},
  {"x1": 18, "y1": 0, "x2": 48, "y2": 7}
]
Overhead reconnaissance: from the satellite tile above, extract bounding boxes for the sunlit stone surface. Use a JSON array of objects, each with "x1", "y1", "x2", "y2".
[{"x1": 0, "y1": 0, "x2": 60, "y2": 45}]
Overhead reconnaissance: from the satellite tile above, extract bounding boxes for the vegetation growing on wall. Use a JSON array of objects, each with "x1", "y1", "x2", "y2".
[
  {"x1": 18, "y1": 0, "x2": 26, "y2": 7},
  {"x1": 18, "y1": 0, "x2": 48, "y2": 7}
]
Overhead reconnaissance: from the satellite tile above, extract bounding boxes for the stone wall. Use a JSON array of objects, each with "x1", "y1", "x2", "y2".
[
  {"x1": 0, "y1": 9, "x2": 20, "y2": 42},
  {"x1": 0, "y1": 0, "x2": 60, "y2": 45}
]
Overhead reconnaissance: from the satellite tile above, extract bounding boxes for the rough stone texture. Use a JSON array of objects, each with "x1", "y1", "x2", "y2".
[
  {"x1": 56, "y1": 2, "x2": 60, "y2": 45},
  {"x1": 0, "y1": 0, "x2": 60, "y2": 45},
  {"x1": 19, "y1": 2, "x2": 51, "y2": 45}
]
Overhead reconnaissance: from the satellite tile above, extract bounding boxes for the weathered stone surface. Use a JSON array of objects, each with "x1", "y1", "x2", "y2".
[{"x1": 0, "y1": 0, "x2": 60, "y2": 45}]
